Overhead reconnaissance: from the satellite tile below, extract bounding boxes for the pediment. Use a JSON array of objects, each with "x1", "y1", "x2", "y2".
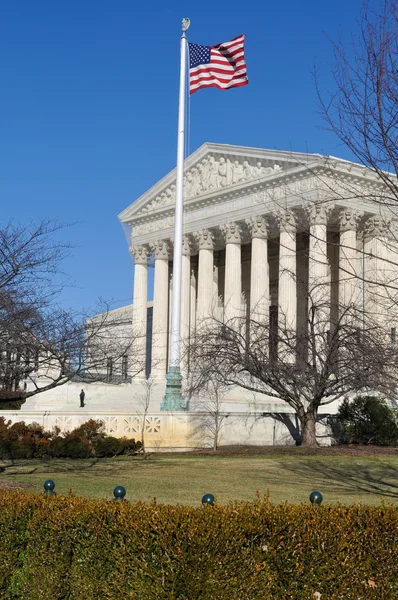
[{"x1": 118, "y1": 143, "x2": 332, "y2": 224}]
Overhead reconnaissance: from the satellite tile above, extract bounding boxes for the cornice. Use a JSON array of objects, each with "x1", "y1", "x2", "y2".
[{"x1": 127, "y1": 164, "x2": 393, "y2": 232}]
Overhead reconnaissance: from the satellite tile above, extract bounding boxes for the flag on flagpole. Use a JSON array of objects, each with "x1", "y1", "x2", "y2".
[{"x1": 188, "y1": 34, "x2": 248, "y2": 94}]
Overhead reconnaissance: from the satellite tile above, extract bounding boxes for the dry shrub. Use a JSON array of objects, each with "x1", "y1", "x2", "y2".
[{"x1": 0, "y1": 492, "x2": 396, "y2": 599}]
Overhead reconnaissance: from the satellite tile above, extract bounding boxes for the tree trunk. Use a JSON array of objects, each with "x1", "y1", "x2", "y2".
[
  {"x1": 299, "y1": 410, "x2": 318, "y2": 447},
  {"x1": 213, "y1": 415, "x2": 219, "y2": 451}
]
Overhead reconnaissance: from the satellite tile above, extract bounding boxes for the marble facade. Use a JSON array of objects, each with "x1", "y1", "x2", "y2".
[
  {"x1": 15, "y1": 143, "x2": 398, "y2": 448},
  {"x1": 120, "y1": 143, "x2": 398, "y2": 386}
]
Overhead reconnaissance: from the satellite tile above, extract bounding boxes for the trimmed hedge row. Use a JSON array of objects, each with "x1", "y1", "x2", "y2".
[
  {"x1": 0, "y1": 418, "x2": 141, "y2": 459},
  {"x1": 0, "y1": 492, "x2": 397, "y2": 599}
]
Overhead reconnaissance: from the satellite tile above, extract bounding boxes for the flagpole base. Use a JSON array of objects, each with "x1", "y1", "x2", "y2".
[{"x1": 160, "y1": 366, "x2": 186, "y2": 411}]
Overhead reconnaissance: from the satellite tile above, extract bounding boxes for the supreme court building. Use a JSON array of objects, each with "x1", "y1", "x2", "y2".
[
  {"x1": 12, "y1": 143, "x2": 398, "y2": 448},
  {"x1": 120, "y1": 142, "x2": 398, "y2": 386}
]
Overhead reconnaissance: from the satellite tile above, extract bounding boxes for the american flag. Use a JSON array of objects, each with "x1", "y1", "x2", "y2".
[{"x1": 188, "y1": 34, "x2": 248, "y2": 94}]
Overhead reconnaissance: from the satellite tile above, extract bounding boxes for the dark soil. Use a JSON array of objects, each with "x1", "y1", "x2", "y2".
[{"x1": 161, "y1": 445, "x2": 398, "y2": 458}]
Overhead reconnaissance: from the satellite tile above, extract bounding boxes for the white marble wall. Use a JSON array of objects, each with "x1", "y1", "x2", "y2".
[{"x1": 0, "y1": 409, "x2": 333, "y2": 449}]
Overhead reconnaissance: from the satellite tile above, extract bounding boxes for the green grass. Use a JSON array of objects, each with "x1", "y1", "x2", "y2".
[{"x1": 1, "y1": 454, "x2": 398, "y2": 506}]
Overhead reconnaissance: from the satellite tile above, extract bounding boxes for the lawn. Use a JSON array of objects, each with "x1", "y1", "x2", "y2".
[{"x1": 1, "y1": 450, "x2": 398, "y2": 505}]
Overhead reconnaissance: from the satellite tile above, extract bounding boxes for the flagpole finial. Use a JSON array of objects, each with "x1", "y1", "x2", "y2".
[{"x1": 182, "y1": 17, "x2": 190, "y2": 34}]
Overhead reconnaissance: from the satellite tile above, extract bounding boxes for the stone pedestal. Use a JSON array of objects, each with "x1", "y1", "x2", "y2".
[{"x1": 161, "y1": 366, "x2": 186, "y2": 411}]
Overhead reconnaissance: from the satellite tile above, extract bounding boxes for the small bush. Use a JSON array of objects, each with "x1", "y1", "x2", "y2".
[
  {"x1": 119, "y1": 437, "x2": 140, "y2": 455},
  {"x1": 49, "y1": 435, "x2": 93, "y2": 459},
  {"x1": 337, "y1": 395, "x2": 398, "y2": 446},
  {"x1": 71, "y1": 419, "x2": 105, "y2": 443},
  {"x1": 94, "y1": 436, "x2": 122, "y2": 458}
]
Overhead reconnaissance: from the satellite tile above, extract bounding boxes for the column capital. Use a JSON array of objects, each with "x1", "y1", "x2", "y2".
[
  {"x1": 193, "y1": 228, "x2": 215, "y2": 250},
  {"x1": 306, "y1": 203, "x2": 334, "y2": 226},
  {"x1": 339, "y1": 208, "x2": 363, "y2": 231},
  {"x1": 182, "y1": 235, "x2": 193, "y2": 256},
  {"x1": 150, "y1": 240, "x2": 171, "y2": 260},
  {"x1": 246, "y1": 215, "x2": 268, "y2": 239},
  {"x1": 364, "y1": 215, "x2": 392, "y2": 239},
  {"x1": 220, "y1": 222, "x2": 242, "y2": 244},
  {"x1": 130, "y1": 244, "x2": 150, "y2": 265},
  {"x1": 275, "y1": 209, "x2": 297, "y2": 233}
]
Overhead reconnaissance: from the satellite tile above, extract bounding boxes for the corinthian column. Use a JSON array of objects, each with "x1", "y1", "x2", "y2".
[
  {"x1": 150, "y1": 240, "x2": 171, "y2": 378},
  {"x1": 194, "y1": 229, "x2": 215, "y2": 324},
  {"x1": 276, "y1": 210, "x2": 297, "y2": 334},
  {"x1": 307, "y1": 204, "x2": 332, "y2": 309},
  {"x1": 131, "y1": 245, "x2": 150, "y2": 378},
  {"x1": 220, "y1": 222, "x2": 242, "y2": 322},
  {"x1": 181, "y1": 235, "x2": 192, "y2": 373},
  {"x1": 246, "y1": 216, "x2": 269, "y2": 322},
  {"x1": 339, "y1": 208, "x2": 363, "y2": 312},
  {"x1": 363, "y1": 215, "x2": 395, "y2": 327}
]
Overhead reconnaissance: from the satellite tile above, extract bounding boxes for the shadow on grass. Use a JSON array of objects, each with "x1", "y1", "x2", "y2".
[
  {"x1": 0, "y1": 456, "x2": 157, "y2": 476},
  {"x1": 281, "y1": 459, "x2": 398, "y2": 498}
]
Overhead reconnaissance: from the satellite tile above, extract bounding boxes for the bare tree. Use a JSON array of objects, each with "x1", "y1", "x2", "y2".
[
  {"x1": 188, "y1": 376, "x2": 229, "y2": 451},
  {"x1": 136, "y1": 376, "x2": 154, "y2": 459},
  {"x1": 188, "y1": 286, "x2": 398, "y2": 447},
  {"x1": 0, "y1": 220, "x2": 145, "y2": 405},
  {"x1": 317, "y1": 0, "x2": 398, "y2": 204}
]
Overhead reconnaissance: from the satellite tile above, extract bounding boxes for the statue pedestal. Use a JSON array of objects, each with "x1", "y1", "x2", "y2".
[{"x1": 160, "y1": 366, "x2": 186, "y2": 411}]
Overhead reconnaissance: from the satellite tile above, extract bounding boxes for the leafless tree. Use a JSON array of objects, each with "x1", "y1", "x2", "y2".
[
  {"x1": 0, "y1": 220, "x2": 145, "y2": 405},
  {"x1": 317, "y1": 0, "x2": 398, "y2": 204},
  {"x1": 188, "y1": 376, "x2": 229, "y2": 451},
  {"x1": 188, "y1": 285, "x2": 398, "y2": 447},
  {"x1": 136, "y1": 376, "x2": 154, "y2": 459}
]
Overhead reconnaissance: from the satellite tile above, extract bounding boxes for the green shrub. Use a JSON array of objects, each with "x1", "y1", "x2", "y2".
[
  {"x1": 0, "y1": 418, "x2": 130, "y2": 459},
  {"x1": 338, "y1": 395, "x2": 398, "y2": 446},
  {"x1": 49, "y1": 435, "x2": 92, "y2": 459},
  {"x1": 119, "y1": 436, "x2": 140, "y2": 455},
  {"x1": 94, "y1": 436, "x2": 122, "y2": 458},
  {"x1": 0, "y1": 493, "x2": 396, "y2": 599},
  {"x1": 71, "y1": 419, "x2": 105, "y2": 443}
]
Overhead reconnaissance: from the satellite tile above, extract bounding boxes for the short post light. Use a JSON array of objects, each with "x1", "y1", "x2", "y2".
[
  {"x1": 113, "y1": 486, "x2": 127, "y2": 502},
  {"x1": 201, "y1": 493, "x2": 215, "y2": 506},
  {"x1": 44, "y1": 480, "x2": 56, "y2": 495},
  {"x1": 309, "y1": 491, "x2": 323, "y2": 506}
]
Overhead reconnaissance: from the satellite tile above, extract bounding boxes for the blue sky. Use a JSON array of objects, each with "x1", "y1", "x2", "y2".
[{"x1": 1, "y1": 0, "x2": 363, "y2": 312}]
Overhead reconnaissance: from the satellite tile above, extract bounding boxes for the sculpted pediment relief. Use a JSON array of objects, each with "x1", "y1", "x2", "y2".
[
  {"x1": 139, "y1": 156, "x2": 282, "y2": 215},
  {"x1": 119, "y1": 143, "x2": 373, "y2": 227}
]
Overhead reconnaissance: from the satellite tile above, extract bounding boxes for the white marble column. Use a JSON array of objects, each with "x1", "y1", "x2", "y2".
[
  {"x1": 190, "y1": 270, "x2": 197, "y2": 341},
  {"x1": 308, "y1": 204, "x2": 332, "y2": 304},
  {"x1": 194, "y1": 229, "x2": 215, "y2": 323},
  {"x1": 276, "y1": 210, "x2": 297, "y2": 334},
  {"x1": 363, "y1": 215, "x2": 396, "y2": 327},
  {"x1": 131, "y1": 245, "x2": 150, "y2": 378},
  {"x1": 181, "y1": 235, "x2": 192, "y2": 373},
  {"x1": 220, "y1": 222, "x2": 242, "y2": 322},
  {"x1": 150, "y1": 240, "x2": 171, "y2": 378},
  {"x1": 339, "y1": 208, "x2": 363, "y2": 312},
  {"x1": 246, "y1": 216, "x2": 269, "y2": 322}
]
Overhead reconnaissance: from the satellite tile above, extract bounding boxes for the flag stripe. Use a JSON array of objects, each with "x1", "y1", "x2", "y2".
[
  {"x1": 190, "y1": 65, "x2": 247, "y2": 78},
  {"x1": 190, "y1": 69, "x2": 247, "y2": 84},
  {"x1": 188, "y1": 34, "x2": 248, "y2": 94}
]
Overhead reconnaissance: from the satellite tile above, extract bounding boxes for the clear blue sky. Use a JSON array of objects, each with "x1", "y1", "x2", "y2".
[{"x1": 1, "y1": 0, "x2": 363, "y2": 312}]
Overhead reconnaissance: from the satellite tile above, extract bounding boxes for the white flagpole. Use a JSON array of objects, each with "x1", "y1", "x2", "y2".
[{"x1": 161, "y1": 18, "x2": 190, "y2": 411}]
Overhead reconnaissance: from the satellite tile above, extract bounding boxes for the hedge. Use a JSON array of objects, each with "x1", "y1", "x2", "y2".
[
  {"x1": 0, "y1": 492, "x2": 397, "y2": 599},
  {"x1": 0, "y1": 418, "x2": 141, "y2": 460}
]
